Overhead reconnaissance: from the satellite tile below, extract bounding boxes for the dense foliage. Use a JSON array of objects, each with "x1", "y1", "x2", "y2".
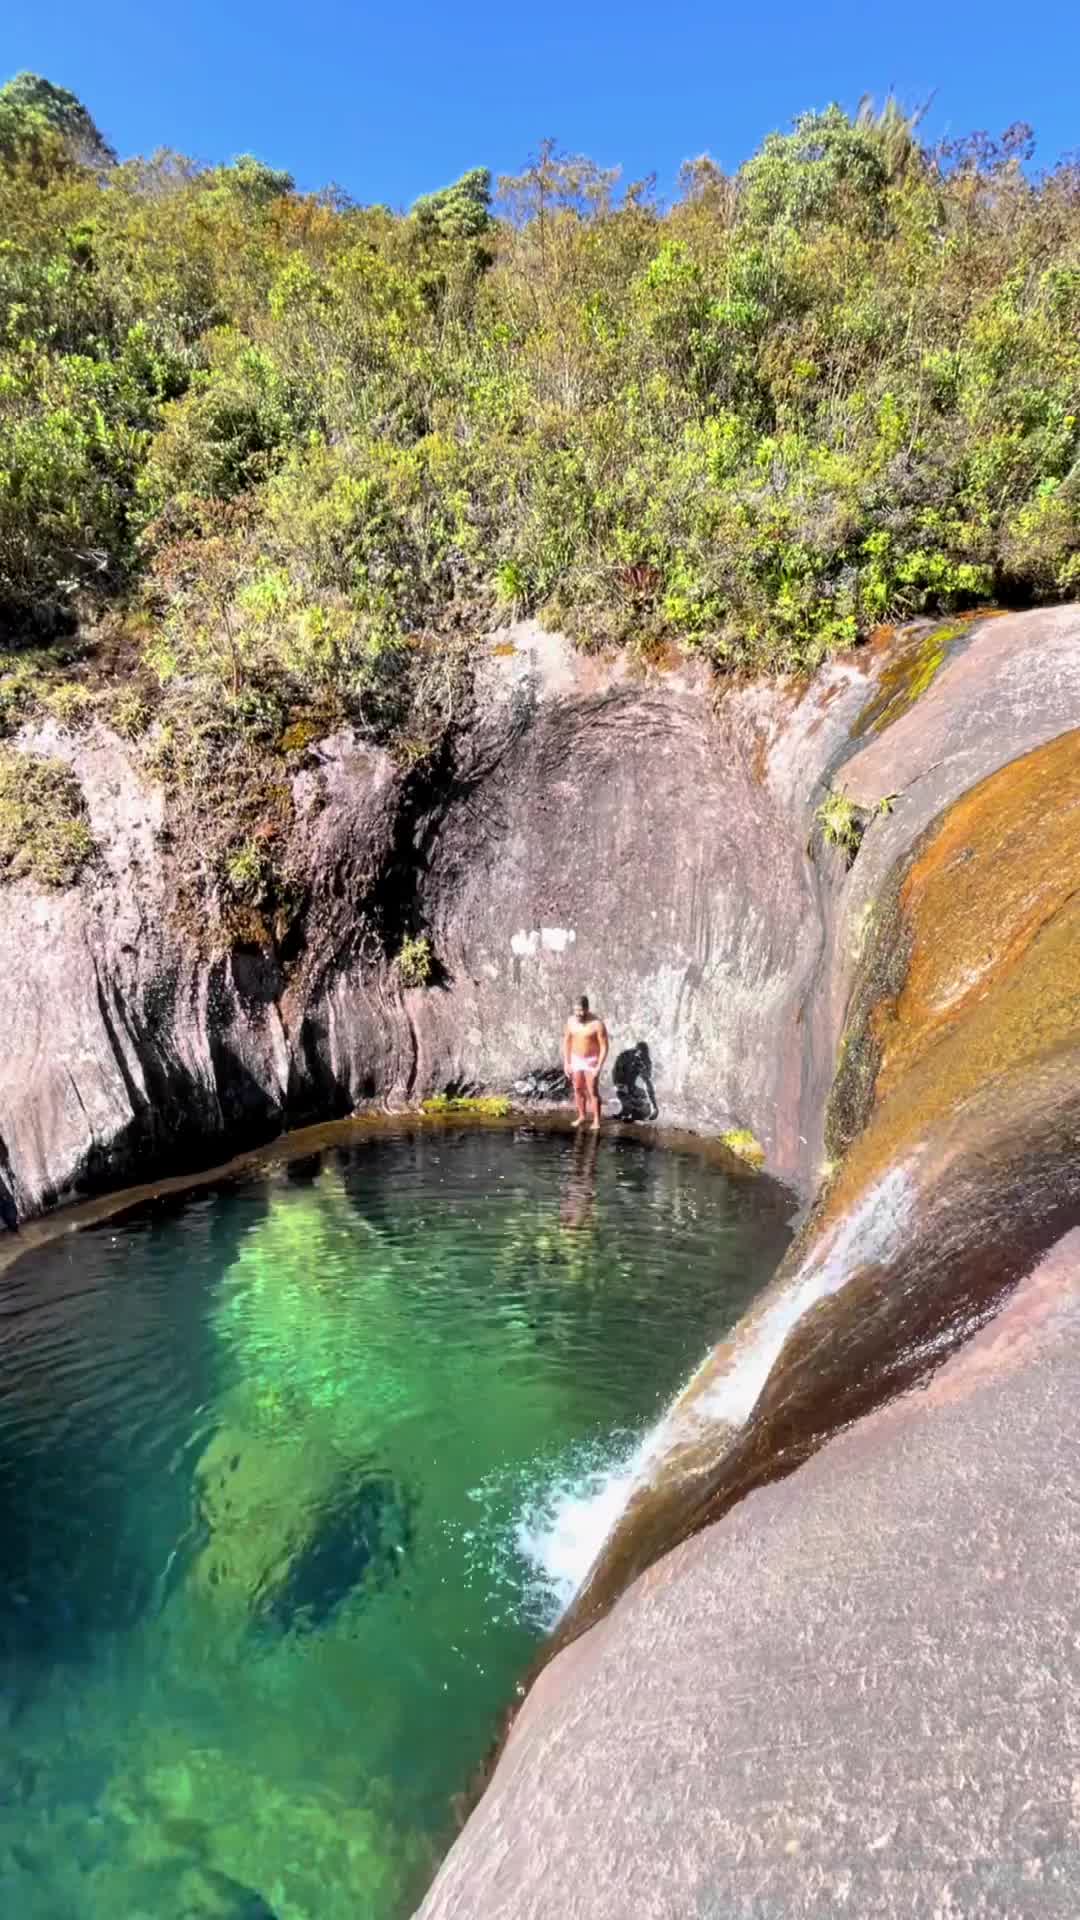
[{"x1": 0, "y1": 78, "x2": 1077, "y2": 894}]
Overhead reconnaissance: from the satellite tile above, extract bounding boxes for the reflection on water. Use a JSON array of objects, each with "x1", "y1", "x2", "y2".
[
  {"x1": 559, "y1": 1127, "x2": 599, "y2": 1232},
  {"x1": 0, "y1": 1128, "x2": 791, "y2": 1919}
]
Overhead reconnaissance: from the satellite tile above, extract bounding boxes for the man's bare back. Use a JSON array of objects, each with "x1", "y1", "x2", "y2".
[{"x1": 563, "y1": 994, "x2": 609, "y2": 1131}]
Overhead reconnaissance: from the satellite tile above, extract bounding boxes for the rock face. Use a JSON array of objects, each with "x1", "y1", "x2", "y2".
[
  {"x1": 8, "y1": 606, "x2": 1077, "y2": 1230},
  {"x1": 549, "y1": 717, "x2": 1080, "y2": 1644},
  {"x1": 416, "y1": 1232, "x2": 1080, "y2": 1920},
  {"x1": 415, "y1": 604, "x2": 1080, "y2": 1919},
  {"x1": 0, "y1": 621, "x2": 862, "y2": 1223}
]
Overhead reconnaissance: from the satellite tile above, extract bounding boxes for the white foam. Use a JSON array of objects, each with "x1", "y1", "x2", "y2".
[
  {"x1": 515, "y1": 1162, "x2": 919, "y2": 1621},
  {"x1": 693, "y1": 1160, "x2": 917, "y2": 1430},
  {"x1": 514, "y1": 1438, "x2": 645, "y2": 1625}
]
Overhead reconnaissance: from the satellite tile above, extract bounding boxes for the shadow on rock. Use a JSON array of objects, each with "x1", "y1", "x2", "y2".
[{"x1": 613, "y1": 1042, "x2": 658, "y2": 1121}]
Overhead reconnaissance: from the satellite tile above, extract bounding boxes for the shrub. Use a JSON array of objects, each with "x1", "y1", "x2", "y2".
[
  {"x1": 107, "y1": 685, "x2": 154, "y2": 739},
  {"x1": 43, "y1": 678, "x2": 94, "y2": 728},
  {"x1": 2, "y1": 76, "x2": 1078, "y2": 907},
  {"x1": 223, "y1": 836, "x2": 269, "y2": 904}
]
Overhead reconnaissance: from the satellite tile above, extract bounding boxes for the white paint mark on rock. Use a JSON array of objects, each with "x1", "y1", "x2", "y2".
[{"x1": 510, "y1": 926, "x2": 576, "y2": 957}]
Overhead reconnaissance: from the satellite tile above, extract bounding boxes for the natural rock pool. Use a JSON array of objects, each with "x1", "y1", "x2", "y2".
[{"x1": 0, "y1": 1124, "x2": 791, "y2": 1919}]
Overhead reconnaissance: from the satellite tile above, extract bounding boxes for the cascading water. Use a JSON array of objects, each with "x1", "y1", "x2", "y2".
[{"x1": 514, "y1": 1160, "x2": 917, "y2": 1632}]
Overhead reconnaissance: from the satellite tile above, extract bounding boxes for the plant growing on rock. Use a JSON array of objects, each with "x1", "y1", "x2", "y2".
[
  {"x1": 719, "y1": 1127, "x2": 765, "y2": 1168},
  {"x1": 421, "y1": 1091, "x2": 510, "y2": 1117},
  {"x1": 0, "y1": 749, "x2": 95, "y2": 885},
  {"x1": 395, "y1": 934, "x2": 434, "y2": 988},
  {"x1": 816, "y1": 788, "x2": 864, "y2": 860}
]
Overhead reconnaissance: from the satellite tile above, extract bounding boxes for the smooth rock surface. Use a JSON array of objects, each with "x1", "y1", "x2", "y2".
[
  {"x1": 547, "y1": 707, "x2": 1080, "y2": 1649},
  {"x1": 415, "y1": 609, "x2": 1080, "y2": 1918},
  {"x1": 416, "y1": 1230, "x2": 1080, "y2": 1919},
  {"x1": 0, "y1": 626, "x2": 871, "y2": 1221},
  {"x1": 2, "y1": 607, "x2": 1079, "y2": 1226}
]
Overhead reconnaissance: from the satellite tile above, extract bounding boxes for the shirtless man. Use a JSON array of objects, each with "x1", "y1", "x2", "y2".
[{"x1": 562, "y1": 994, "x2": 609, "y2": 1132}]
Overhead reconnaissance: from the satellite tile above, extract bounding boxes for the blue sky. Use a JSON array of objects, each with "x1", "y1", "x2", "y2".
[{"x1": 4, "y1": 0, "x2": 1077, "y2": 208}]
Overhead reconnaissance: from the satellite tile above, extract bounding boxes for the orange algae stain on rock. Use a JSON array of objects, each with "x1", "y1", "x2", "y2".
[
  {"x1": 602, "y1": 729, "x2": 1080, "y2": 1451},
  {"x1": 823, "y1": 727, "x2": 1080, "y2": 1234},
  {"x1": 876, "y1": 726, "x2": 1080, "y2": 1101}
]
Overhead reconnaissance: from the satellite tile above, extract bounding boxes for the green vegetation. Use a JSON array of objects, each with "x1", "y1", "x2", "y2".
[
  {"x1": 817, "y1": 783, "x2": 895, "y2": 866},
  {"x1": 851, "y1": 614, "x2": 978, "y2": 737},
  {"x1": 816, "y1": 787, "x2": 864, "y2": 857},
  {"x1": 0, "y1": 70, "x2": 115, "y2": 168},
  {"x1": 719, "y1": 1127, "x2": 765, "y2": 1167},
  {"x1": 1, "y1": 78, "x2": 1078, "y2": 908},
  {"x1": 395, "y1": 933, "x2": 434, "y2": 987},
  {"x1": 0, "y1": 748, "x2": 95, "y2": 884},
  {"x1": 420, "y1": 1092, "x2": 511, "y2": 1117}
]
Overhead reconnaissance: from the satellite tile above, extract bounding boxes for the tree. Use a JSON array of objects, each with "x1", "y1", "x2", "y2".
[
  {"x1": 497, "y1": 140, "x2": 620, "y2": 228},
  {"x1": 737, "y1": 100, "x2": 922, "y2": 232},
  {"x1": 206, "y1": 153, "x2": 296, "y2": 206},
  {"x1": 0, "y1": 71, "x2": 115, "y2": 168},
  {"x1": 411, "y1": 166, "x2": 492, "y2": 240}
]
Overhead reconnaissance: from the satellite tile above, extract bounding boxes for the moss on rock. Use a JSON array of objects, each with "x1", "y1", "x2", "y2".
[
  {"x1": 824, "y1": 724, "x2": 1080, "y2": 1226},
  {"x1": 0, "y1": 748, "x2": 95, "y2": 886},
  {"x1": 850, "y1": 616, "x2": 980, "y2": 742},
  {"x1": 719, "y1": 1128, "x2": 765, "y2": 1168},
  {"x1": 420, "y1": 1092, "x2": 510, "y2": 1117}
]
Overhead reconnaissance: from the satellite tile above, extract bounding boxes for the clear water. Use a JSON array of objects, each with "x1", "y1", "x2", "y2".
[{"x1": 0, "y1": 1126, "x2": 790, "y2": 1920}]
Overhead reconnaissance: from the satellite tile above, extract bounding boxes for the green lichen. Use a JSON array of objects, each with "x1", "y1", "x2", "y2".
[
  {"x1": 851, "y1": 618, "x2": 974, "y2": 740},
  {"x1": 421, "y1": 1092, "x2": 511, "y2": 1117},
  {"x1": 720, "y1": 1128, "x2": 765, "y2": 1168}
]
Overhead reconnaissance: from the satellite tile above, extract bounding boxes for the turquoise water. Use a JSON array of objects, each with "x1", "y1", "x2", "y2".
[{"x1": 0, "y1": 1126, "x2": 790, "y2": 1920}]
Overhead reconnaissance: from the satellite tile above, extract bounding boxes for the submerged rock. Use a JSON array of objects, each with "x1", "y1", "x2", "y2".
[
  {"x1": 190, "y1": 1174, "x2": 417, "y2": 1628},
  {"x1": 101, "y1": 1738, "x2": 419, "y2": 1920},
  {"x1": 252, "y1": 1471, "x2": 414, "y2": 1639}
]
